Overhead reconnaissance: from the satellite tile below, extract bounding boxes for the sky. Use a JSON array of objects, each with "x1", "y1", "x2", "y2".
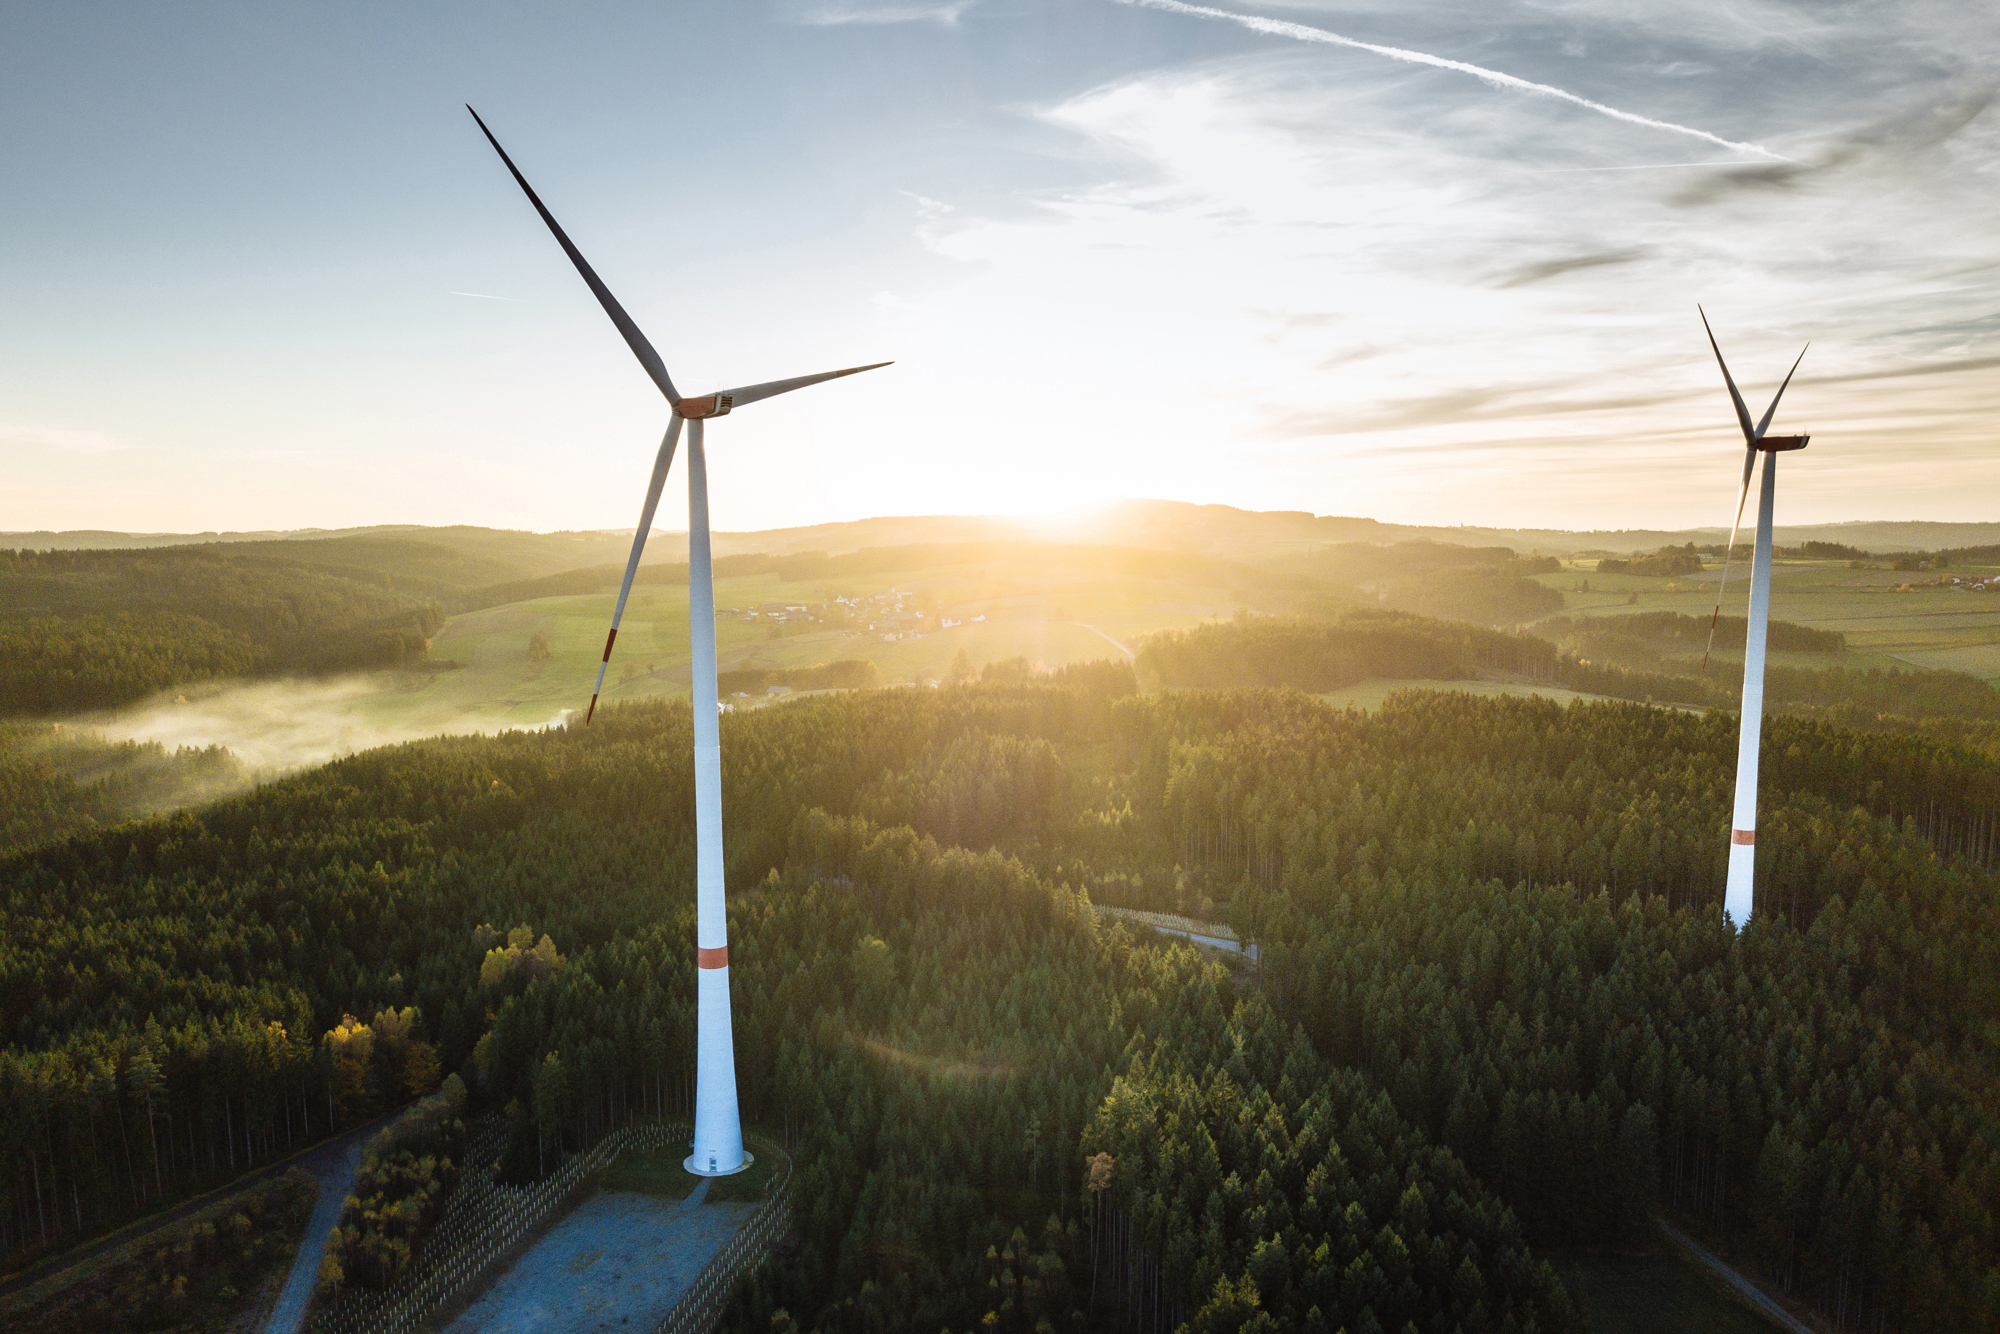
[{"x1": 3, "y1": 0, "x2": 1997, "y2": 535}]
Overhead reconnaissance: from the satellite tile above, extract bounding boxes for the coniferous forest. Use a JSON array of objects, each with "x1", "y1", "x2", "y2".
[{"x1": 2, "y1": 650, "x2": 1996, "y2": 1333}]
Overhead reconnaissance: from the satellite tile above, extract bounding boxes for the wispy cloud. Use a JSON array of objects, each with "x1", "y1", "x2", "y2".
[
  {"x1": 1112, "y1": 0, "x2": 1791, "y2": 161},
  {"x1": 1670, "y1": 83, "x2": 1995, "y2": 206},
  {"x1": 1491, "y1": 248, "x2": 1652, "y2": 289},
  {"x1": 0, "y1": 422, "x2": 124, "y2": 454},
  {"x1": 785, "y1": 0, "x2": 978, "y2": 24},
  {"x1": 897, "y1": 190, "x2": 955, "y2": 221}
]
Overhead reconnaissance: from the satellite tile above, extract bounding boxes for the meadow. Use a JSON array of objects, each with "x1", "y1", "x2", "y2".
[
  {"x1": 353, "y1": 548, "x2": 2000, "y2": 739},
  {"x1": 1532, "y1": 554, "x2": 2000, "y2": 680},
  {"x1": 351, "y1": 561, "x2": 1219, "y2": 731}
]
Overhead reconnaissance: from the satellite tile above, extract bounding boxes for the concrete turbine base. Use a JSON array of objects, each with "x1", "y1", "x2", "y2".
[{"x1": 685, "y1": 1150, "x2": 754, "y2": 1178}]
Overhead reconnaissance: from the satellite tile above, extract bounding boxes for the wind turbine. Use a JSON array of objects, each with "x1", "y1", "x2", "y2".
[
  {"x1": 1697, "y1": 308, "x2": 1807, "y2": 933},
  {"x1": 469, "y1": 106, "x2": 889, "y2": 1175}
]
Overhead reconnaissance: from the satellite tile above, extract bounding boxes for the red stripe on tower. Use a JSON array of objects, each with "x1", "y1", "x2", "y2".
[
  {"x1": 697, "y1": 946, "x2": 728, "y2": 969},
  {"x1": 1732, "y1": 829, "x2": 1756, "y2": 845}
]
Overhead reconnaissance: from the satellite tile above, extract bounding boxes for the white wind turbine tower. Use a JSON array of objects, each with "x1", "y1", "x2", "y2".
[
  {"x1": 1698, "y1": 308, "x2": 1808, "y2": 933},
  {"x1": 470, "y1": 107, "x2": 889, "y2": 1175}
]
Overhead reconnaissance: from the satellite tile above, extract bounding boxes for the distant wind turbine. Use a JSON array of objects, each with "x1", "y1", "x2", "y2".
[
  {"x1": 1698, "y1": 308, "x2": 1808, "y2": 933},
  {"x1": 468, "y1": 105, "x2": 889, "y2": 1176}
]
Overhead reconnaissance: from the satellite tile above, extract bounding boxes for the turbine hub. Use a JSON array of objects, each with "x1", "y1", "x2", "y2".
[{"x1": 676, "y1": 394, "x2": 734, "y2": 420}]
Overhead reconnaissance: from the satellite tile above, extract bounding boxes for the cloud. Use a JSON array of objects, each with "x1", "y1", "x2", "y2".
[
  {"x1": 0, "y1": 422, "x2": 124, "y2": 454},
  {"x1": 1671, "y1": 82, "x2": 1996, "y2": 206},
  {"x1": 1793, "y1": 354, "x2": 2000, "y2": 388},
  {"x1": 1491, "y1": 247, "x2": 1652, "y2": 288},
  {"x1": 785, "y1": 0, "x2": 978, "y2": 24},
  {"x1": 897, "y1": 190, "x2": 955, "y2": 221},
  {"x1": 1255, "y1": 379, "x2": 1703, "y2": 439},
  {"x1": 1111, "y1": 0, "x2": 1791, "y2": 160}
]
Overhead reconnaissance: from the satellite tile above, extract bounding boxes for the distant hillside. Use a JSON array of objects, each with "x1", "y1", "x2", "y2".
[
  {"x1": 0, "y1": 531, "x2": 669, "y2": 715},
  {"x1": 0, "y1": 524, "x2": 675, "y2": 575},
  {"x1": 7, "y1": 502, "x2": 1999, "y2": 718},
  {"x1": 14, "y1": 503, "x2": 2000, "y2": 561},
  {"x1": 706, "y1": 504, "x2": 2000, "y2": 559}
]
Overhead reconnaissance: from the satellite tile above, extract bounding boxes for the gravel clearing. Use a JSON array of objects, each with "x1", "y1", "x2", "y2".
[{"x1": 442, "y1": 1186, "x2": 755, "y2": 1334}]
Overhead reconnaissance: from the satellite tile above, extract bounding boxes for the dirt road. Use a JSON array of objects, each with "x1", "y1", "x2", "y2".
[
  {"x1": 262, "y1": 1133, "x2": 369, "y2": 1334},
  {"x1": 0, "y1": 1114, "x2": 392, "y2": 1313}
]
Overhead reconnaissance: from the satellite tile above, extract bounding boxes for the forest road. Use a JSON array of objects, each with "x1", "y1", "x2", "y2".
[
  {"x1": 0, "y1": 1112, "x2": 392, "y2": 1312},
  {"x1": 263, "y1": 1133, "x2": 369, "y2": 1334},
  {"x1": 1655, "y1": 1219, "x2": 1814, "y2": 1334}
]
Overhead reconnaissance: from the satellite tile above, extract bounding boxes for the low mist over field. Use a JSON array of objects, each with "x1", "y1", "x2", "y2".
[{"x1": 79, "y1": 674, "x2": 563, "y2": 774}]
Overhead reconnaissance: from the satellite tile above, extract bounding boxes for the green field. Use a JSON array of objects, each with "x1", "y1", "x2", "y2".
[
  {"x1": 1533, "y1": 556, "x2": 2000, "y2": 681},
  {"x1": 702, "y1": 1149, "x2": 778, "y2": 1204},
  {"x1": 597, "y1": 1141, "x2": 776, "y2": 1206},
  {"x1": 598, "y1": 1143, "x2": 705, "y2": 1200},
  {"x1": 310, "y1": 551, "x2": 2000, "y2": 736},
  {"x1": 1551, "y1": 1246, "x2": 1783, "y2": 1334},
  {"x1": 343, "y1": 561, "x2": 1224, "y2": 731}
]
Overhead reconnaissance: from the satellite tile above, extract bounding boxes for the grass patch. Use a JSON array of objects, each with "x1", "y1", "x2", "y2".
[
  {"x1": 599, "y1": 1146, "x2": 703, "y2": 1201},
  {"x1": 1550, "y1": 1246, "x2": 1781, "y2": 1334},
  {"x1": 705, "y1": 1150, "x2": 778, "y2": 1204},
  {"x1": 597, "y1": 1141, "x2": 775, "y2": 1204}
]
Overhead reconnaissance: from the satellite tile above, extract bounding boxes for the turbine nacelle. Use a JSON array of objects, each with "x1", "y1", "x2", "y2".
[
  {"x1": 676, "y1": 394, "x2": 736, "y2": 420},
  {"x1": 1756, "y1": 435, "x2": 1810, "y2": 452}
]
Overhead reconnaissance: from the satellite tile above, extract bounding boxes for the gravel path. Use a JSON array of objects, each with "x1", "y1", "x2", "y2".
[
  {"x1": 442, "y1": 1188, "x2": 754, "y2": 1334},
  {"x1": 0, "y1": 1113, "x2": 391, "y2": 1314},
  {"x1": 262, "y1": 1135, "x2": 367, "y2": 1334},
  {"x1": 1656, "y1": 1219, "x2": 1814, "y2": 1334}
]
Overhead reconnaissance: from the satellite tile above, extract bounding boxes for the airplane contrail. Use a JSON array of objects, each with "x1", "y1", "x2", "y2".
[
  {"x1": 1113, "y1": 0, "x2": 1792, "y2": 163},
  {"x1": 449, "y1": 290, "x2": 520, "y2": 301}
]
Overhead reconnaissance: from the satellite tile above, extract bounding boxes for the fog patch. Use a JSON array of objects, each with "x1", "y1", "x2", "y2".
[{"x1": 75, "y1": 675, "x2": 569, "y2": 780}]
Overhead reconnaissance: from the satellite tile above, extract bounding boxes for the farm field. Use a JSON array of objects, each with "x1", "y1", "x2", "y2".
[
  {"x1": 343, "y1": 561, "x2": 1206, "y2": 731},
  {"x1": 1532, "y1": 556, "x2": 2000, "y2": 680},
  {"x1": 366, "y1": 551, "x2": 2000, "y2": 737},
  {"x1": 52, "y1": 547, "x2": 2000, "y2": 753}
]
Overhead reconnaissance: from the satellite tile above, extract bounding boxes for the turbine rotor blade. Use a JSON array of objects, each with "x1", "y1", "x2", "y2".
[
  {"x1": 586, "y1": 416, "x2": 685, "y2": 723},
  {"x1": 708, "y1": 361, "x2": 893, "y2": 412},
  {"x1": 1704, "y1": 444, "x2": 1758, "y2": 669},
  {"x1": 466, "y1": 105, "x2": 681, "y2": 407},
  {"x1": 1699, "y1": 306, "x2": 1756, "y2": 446},
  {"x1": 1753, "y1": 344, "x2": 1810, "y2": 439}
]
